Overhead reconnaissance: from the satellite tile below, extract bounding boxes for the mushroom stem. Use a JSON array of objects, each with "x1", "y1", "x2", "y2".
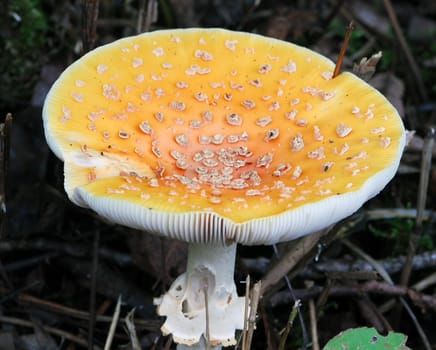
[
  {"x1": 155, "y1": 242, "x2": 246, "y2": 347},
  {"x1": 186, "y1": 242, "x2": 237, "y2": 295}
]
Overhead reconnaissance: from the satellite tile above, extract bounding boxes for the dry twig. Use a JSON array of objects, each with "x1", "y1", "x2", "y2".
[
  {"x1": 301, "y1": 250, "x2": 436, "y2": 280},
  {"x1": 333, "y1": 21, "x2": 354, "y2": 78},
  {"x1": 278, "y1": 300, "x2": 301, "y2": 350},
  {"x1": 382, "y1": 0, "x2": 428, "y2": 102},
  {"x1": 88, "y1": 229, "x2": 100, "y2": 350},
  {"x1": 400, "y1": 127, "x2": 435, "y2": 287},
  {"x1": 81, "y1": 0, "x2": 99, "y2": 53},
  {"x1": 343, "y1": 239, "x2": 432, "y2": 350},
  {"x1": 305, "y1": 280, "x2": 319, "y2": 350},
  {"x1": 260, "y1": 229, "x2": 328, "y2": 294},
  {"x1": 245, "y1": 280, "x2": 262, "y2": 350},
  {"x1": 0, "y1": 315, "x2": 102, "y2": 349},
  {"x1": 125, "y1": 309, "x2": 142, "y2": 350},
  {"x1": 241, "y1": 275, "x2": 250, "y2": 350},
  {"x1": 104, "y1": 295, "x2": 122, "y2": 350},
  {"x1": 0, "y1": 113, "x2": 12, "y2": 238},
  {"x1": 269, "y1": 280, "x2": 436, "y2": 312},
  {"x1": 0, "y1": 286, "x2": 160, "y2": 330},
  {"x1": 137, "y1": 0, "x2": 158, "y2": 34}
]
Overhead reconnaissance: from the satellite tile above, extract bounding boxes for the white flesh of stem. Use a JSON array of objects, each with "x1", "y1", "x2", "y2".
[{"x1": 155, "y1": 242, "x2": 246, "y2": 347}]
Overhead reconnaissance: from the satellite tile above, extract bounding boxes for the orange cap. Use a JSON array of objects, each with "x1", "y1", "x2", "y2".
[{"x1": 43, "y1": 28, "x2": 405, "y2": 245}]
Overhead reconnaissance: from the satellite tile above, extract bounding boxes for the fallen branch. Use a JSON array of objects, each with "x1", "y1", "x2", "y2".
[
  {"x1": 0, "y1": 286, "x2": 160, "y2": 331},
  {"x1": 269, "y1": 280, "x2": 436, "y2": 312},
  {"x1": 260, "y1": 228, "x2": 329, "y2": 295},
  {"x1": 0, "y1": 315, "x2": 102, "y2": 349},
  {"x1": 300, "y1": 250, "x2": 436, "y2": 279}
]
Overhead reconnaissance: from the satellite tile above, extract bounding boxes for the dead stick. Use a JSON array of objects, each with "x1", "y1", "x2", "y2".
[
  {"x1": 241, "y1": 275, "x2": 250, "y2": 350},
  {"x1": 400, "y1": 127, "x2": 435, "y2": 287},
  {"x1": 125, "y1": 309, "x2": 141, "y2": 350},
  {"x1": 333, "y1": 21, "x2": 354, "y2": 78},
  {"x1": 0, "y1": 114, "x2": 12, "y2": 290},
  {"x1": 394, "y1": 127, "x2": 435, "y2": 328},
  {"x1": 278, "y1": 300, "x2": 300, "y2": 350},
  {"x1": 0, "y1": 315, "x2": 102, "y2": 349},
  {"x1": 88, "y1": 229, "x2": 100, "y2": 350},
  {"x1": 103, "y1": 295, "x2": 122, "y2": 350},
  {"x1": 309, "y1": 299, "x2": 319, "y2": 350},
  {"x1": 81, "y1": 0, "x2": 100, "y2": 53},
  {"x1": 245, "y1": 281, "x2": 261, "y2": 350},
  {"x1": 0, "y1": 286, "x2": 160, "y2": 330},
  {"x1": 261, "y1": 229, "x2": 327, "y2": 294},
  {"x1": 269, "y1": 280, "x2": 436, "y2": 312},
  {"x1": 343, "y1": 239, "x2": 432, "y2": 350},
  {"x1": 382, "y1": 0, "x2": 428, "y2": 102},
  {"x1": 305, "y1": 280, "x2": 319, "y2": 350},
  {"x1": 0, "y1": 114, "x2": 12, "y2": 238},
  {"x1": 137, "y1": 0, "x2": 158, "y2": 34},
  {"x1": 203, "y1": 282, "x2": 211, "y2": 350}
]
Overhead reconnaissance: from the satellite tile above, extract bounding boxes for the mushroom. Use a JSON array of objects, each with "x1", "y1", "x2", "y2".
[{"x1": 42, "y1": 28, "x2": 405, "y2": 348}]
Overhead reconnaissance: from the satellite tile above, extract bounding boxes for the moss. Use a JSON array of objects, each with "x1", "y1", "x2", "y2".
[{"x1": 0, "y1": 0, "x2": 47, "y2": 109}]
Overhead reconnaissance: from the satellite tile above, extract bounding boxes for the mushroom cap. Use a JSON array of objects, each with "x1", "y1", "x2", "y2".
[{"x1": 43, "y1": 28, "x2": 405, "y2": 245}]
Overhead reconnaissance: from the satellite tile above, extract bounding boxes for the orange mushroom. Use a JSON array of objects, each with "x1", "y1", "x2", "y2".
[{"x1": 43, "y1": 28, "x2": 405, "y2": 347}]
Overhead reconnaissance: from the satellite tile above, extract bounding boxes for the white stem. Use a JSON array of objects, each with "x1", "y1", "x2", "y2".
[
  {"x1": 184, "y1": 242, "x2": 237, "y2": 309},
  {"x1": 155, "y1": 242, "x2": 245, "y2": 347}
]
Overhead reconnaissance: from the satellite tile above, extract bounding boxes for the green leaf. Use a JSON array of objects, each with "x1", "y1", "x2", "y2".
[{"x1": 322, "y1": 327, "x2": 411, "y2": 350}]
